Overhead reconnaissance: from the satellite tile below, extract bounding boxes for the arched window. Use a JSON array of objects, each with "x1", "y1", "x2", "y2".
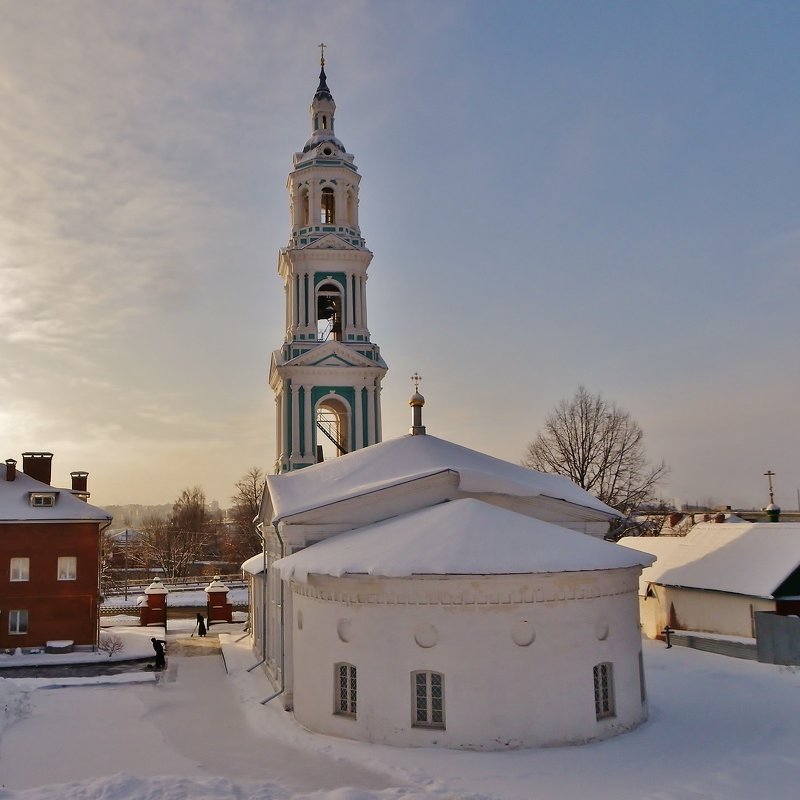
[
  {"x1": 316, "y1": 396, "x2": 349, "y2": 461},
  {"x1": 322, "y1": 114, "x2": 327, "y2": 129},
  {"x1": 412, "y1": 670, "x2": 445, "y2": 729},
  {"x1": 321, "y1": 187, "x2": 335, "y2": 224},
  {"x1": 316, "y1": 282, "x2": 342, "y2": 341},
  {"x1": 314, "y1": 114, "x2": 319, "y2": 131},
  {"x1": 334, "y1": 662, "x2": 357, "y2": 717}
]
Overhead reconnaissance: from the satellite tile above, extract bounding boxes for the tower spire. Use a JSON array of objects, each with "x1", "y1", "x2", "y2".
[{"x1": 314, "y1": 43, "x2": 332, "y2": 102}]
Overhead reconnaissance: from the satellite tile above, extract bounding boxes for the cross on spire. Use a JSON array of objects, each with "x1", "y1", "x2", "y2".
[
  {"x1": 411, "y1": 372, "x2": 422, "y2": 391},
  {"x1": 319, "y1": 42, "x2": 326, "y2": 66},
  {"x1": 764, "y1": 470, "x2": 776, "y2": 504}
]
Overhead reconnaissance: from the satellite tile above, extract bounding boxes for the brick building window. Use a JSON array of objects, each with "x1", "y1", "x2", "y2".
[
  {"x1": 9, "y1": 610, "x2": 28, "y2": 635},
  {"x1": 57, "y1": 556, "x2": 77, "y2": 581},
  {"x1": 10, "y1": 557, "x2": 29, "y2": 582}
]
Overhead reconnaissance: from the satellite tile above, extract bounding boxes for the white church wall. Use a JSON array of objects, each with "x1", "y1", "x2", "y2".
[{"x1": 289, "y1": 569, "x2": 647, "y2": 749}]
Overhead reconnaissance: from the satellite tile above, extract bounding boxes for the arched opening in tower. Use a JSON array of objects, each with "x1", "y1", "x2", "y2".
[
  {"x1": 321, "y1": 186, "x2": 335, "y2": 224},
  {"x1": 316, "y1": 397, "x2": 349, "y2": 461},
  {"x1": 316, "y1": 282, "x2": 343, "y2": 341}
]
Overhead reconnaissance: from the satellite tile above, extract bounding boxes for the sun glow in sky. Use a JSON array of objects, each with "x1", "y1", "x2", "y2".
[{"x1": 1, "y1": 1, "x2": 798, "y2": 509}]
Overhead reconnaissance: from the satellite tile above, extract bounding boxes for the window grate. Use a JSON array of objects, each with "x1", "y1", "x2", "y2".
[
  {"x1": 335, "y1": 663, "x2": 357, "y2": 717},
  {"x1": 413, "y1": 671, "x2": 445, "y2": 729},
  {"x1": 593, "y1": 662, "x2": 616, "y2": 720}
]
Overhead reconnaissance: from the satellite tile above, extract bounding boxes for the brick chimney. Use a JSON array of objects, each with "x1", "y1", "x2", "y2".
[
  {"x1": 5, "y1": 459, "x2": 17, "y2": 482},
  {"x1": 70, "y1": 471, "x2": 89, "y2": 492},
  {"x1": 21, "y1": 452, "x2": 54, "y2": 485}
]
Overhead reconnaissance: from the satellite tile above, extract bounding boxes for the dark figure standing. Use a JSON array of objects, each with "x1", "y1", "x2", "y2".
[
  {"x1": 151, "y1": 637, "x2": 166, "y2": 669},
  {"x1": 196, "y1": 613, "x2": 207, "y2": 638}
]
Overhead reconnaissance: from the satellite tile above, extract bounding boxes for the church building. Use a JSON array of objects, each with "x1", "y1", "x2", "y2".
[{"x1": 246, "y1": 54, "x2": 653, "y2": 750}]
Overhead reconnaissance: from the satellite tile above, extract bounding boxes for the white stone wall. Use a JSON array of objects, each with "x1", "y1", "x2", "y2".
[{"x1": 289, "y1": 569, "x2": 647, "y2": 749}]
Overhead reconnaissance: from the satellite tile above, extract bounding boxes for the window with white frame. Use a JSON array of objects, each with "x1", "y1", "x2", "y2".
[
  {"x1": 334, "y1": 662, "x2": 357, "y2": 717},
  {"x1": 9, "y1": 610, "x2": 28, "y2": 635},
  {"x1": 10, "y1": 557, "x2": 29, "y2": 582},
  {"x1": 57, "y1": 556, "x2": 77, "y2": 581},
  {"x1": 412, "y1": 670, "x2": 445, "y2": 729},
  {"x1": 30, "y1": 492, "x2": 56, "y2": 507},
  {"x1": 594, "y1": 662, "x2": 616, "y2": 720}
]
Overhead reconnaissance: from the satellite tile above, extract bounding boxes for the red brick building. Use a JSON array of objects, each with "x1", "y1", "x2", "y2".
[{"x1": 0, "y1": 453, "x2": 111, "y2": 650}]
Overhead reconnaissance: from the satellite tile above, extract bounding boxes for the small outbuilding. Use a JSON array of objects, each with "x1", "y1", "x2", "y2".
[
  {"x1": 275, "y1": 498, "x2": 654, "y2": 749},
  {"x1": 619, "y1": 522, "x2": 800, "y2": 639}
]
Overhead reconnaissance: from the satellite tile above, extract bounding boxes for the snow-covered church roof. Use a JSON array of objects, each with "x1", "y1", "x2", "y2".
[
  {"x1": 0, "y1": 470, "x2": 111, "y2": 523},
  {"x1": 619, "y1": 523, "x2": 800, "y2": 598},
  {"x1": 274, "y1": 498, "x2": 653, "y2": 582},
  {"x1": 266, "y1": 434, "x2": 621, "y2": 523}
]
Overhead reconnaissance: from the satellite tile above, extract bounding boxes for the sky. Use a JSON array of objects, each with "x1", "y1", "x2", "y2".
[
  {"x1": 1, "y1": 0, "x2": 798, "y2": 509},
  {"x1": 1, "y1": 629, "x2": 800, "y2": 798}
]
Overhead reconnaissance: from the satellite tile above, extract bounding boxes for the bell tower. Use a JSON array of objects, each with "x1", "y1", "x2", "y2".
[{"x1": 269, "y1": 49, "x2": 388, "y2": 473}]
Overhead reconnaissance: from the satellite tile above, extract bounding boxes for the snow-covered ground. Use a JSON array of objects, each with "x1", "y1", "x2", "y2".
[{"x1": 0, "y1": 625, "x2": 798, "y2": 799}]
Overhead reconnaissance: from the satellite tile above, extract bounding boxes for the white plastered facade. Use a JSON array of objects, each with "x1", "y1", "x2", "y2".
[{"x1": 288, "y1": 568, "x2": 648, "y2": 749}]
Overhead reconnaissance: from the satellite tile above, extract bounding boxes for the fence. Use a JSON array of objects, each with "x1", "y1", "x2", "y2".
[
  {"x1": 755, "y1": 612, "x2": 800, "y2": 666},
  {"x1": 668, "y1": 631, "x2": 758, "y2": 661}
]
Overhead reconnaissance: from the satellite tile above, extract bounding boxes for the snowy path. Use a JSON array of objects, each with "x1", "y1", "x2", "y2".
[
  {"x1": 133, "y1": 655, "x2": 394, "y2": 792},
  {"x1": 0, "y1": 648, "x2": 395, "y2": 795}
]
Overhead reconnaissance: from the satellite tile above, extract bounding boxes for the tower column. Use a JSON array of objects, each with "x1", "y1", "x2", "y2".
[
  {"x1": 303, "y1": 384, "x2": 314, "y2": 459},
  {"x1": 375, "y1": 384, "x2": 383, "y2": 443},
  {"x1": 290, "y1": 383, "x2": 300, "y2": 462},
  {"x1": 292, "y1": 276, "x2": 300, "y2": 336},
  {"x1": 366, "y1": 383, "x2": 376, "y2": 445},
  {"x1": 275, "y1": 394, "x2": 283, "y2": 470},
  {"x1": 354, "y1": 384, "x2": 364, "y2": 450},
  {"x1": 310, "y1": 184, "x2": 320, "y2": 225},
  {"x1": 335, "y1": 185, "x2": 346, "y2": 225},
  {"x1": 298, "y1": 273, "x2": 306, "y2": 331},
  {"x1": 346, "y1": 273, "x2": 354, "y2": 330},
  {"x1": 361, "y1": 276, "x2": 368, "y2": 331}
]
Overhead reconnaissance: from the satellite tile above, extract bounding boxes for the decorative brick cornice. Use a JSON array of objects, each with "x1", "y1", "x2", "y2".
[{"x1": 291, "y1": 569, "x2": 639, "y2": 607}]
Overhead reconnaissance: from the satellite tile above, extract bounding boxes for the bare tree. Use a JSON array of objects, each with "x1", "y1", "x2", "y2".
[
  {"x1": 129, "y1": 487, "x2": 215, "y2": 579},
  {"x1": 523, "y1": 386, "x2": 668, "y2": 514},
  {"x1": 98, "y1": 633, "x2": 125, "y2": 658},
  {"x1": 223, "y1": 467, "x2": 266, "y2": 566}
]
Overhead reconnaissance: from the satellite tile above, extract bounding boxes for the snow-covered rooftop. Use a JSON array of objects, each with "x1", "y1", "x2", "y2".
[
  {"x1": 617, "y1": 535, "x2": 686, "y2": 595},
  {"x1": 618, "y1": 523, "x2": 800, "y2": 598},
  {"x1": 274, "y1": 498, "x2": 653, "y2": 582},
  {"x1": 241, "y1": 553, "x2": 265, "y2": 575},
  {"x1": 0, "y1": 470, "x2": 111, "y2": 523},
  {"x1": 266, "y1": 434, "x2": 621, "y2": 523}
]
